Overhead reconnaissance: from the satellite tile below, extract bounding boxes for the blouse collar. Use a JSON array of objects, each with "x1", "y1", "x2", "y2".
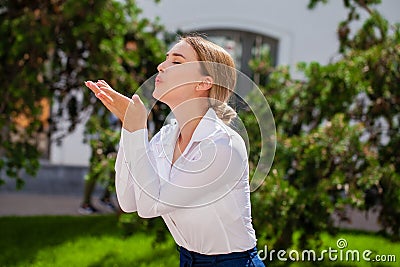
[{"x1": 159, "y1": 108, "x2": 231, "y2": 150}]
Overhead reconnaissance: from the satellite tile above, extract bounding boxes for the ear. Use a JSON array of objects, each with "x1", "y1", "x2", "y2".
[{"x1": 195, "y1": 76, "x2": 213, "y2": 91}]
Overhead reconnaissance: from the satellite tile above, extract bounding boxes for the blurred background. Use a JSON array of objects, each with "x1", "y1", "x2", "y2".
[{"x1": 0, "y1": 0, "x2": 399, "y2": 266}]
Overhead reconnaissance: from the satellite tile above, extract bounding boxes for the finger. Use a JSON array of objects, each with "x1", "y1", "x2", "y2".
[
  {"x1": 131, "y1": 94, "x2": 144, "y2": 105},
  {"x1": 96, "y1": 90, "x2": 114, "y2": 103},
  {"x1": 97, "y1": 92, "x2": 117, "y2": 113},
  {"x1": 96, "y1": 92, "x2": 122, "y2": 120},
  {"x1": 85, "y1": 81, "x2": 101, "y2": 94},
  {"x1": 85, "y1": 80, "x2": 99, "y2": 92},
  {"x1": 96, "y1": 80, "x2": 110, "y2": 88},
  {"x1": 100, "y1": 79, "x2": 108, "y2": 85},
  {"x1": 98, "y1": 85, "x2": 125, "y2": 100},
  {"x1": 98, "y1": 85, "x2": 115, "y2": 94}
]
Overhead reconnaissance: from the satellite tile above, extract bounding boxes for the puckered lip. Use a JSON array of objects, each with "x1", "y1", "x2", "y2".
[{"x1": 155, "y1": 76, "x2": 162, "y2": 83}]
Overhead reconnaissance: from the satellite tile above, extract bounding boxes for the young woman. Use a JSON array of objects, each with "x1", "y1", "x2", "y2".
[{"x1": 85, "y1": 35, "x2": 265, "y2": 267}]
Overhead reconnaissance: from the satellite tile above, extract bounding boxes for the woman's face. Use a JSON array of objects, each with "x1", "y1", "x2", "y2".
[{"x1": 153, "y1": 41, "x2": 206, "y2": 106}]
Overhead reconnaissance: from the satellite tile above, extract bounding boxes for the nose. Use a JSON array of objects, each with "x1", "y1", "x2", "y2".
[{"x1": 157, "y1": 61, "x2": 166, "y2": 72}]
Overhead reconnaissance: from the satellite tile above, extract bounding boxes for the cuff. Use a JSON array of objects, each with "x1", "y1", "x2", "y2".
[{"x1": 121, "y1": 128, "x2": 149, "y2": 166}]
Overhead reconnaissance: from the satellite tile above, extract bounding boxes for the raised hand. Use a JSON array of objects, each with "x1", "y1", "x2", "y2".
[{"x1": 85, "y1": 80, "x2": 147, "y2": 132}]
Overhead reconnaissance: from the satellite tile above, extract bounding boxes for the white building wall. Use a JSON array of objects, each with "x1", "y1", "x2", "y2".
[
  {"x1": 136, "y1": 0, "x2": 399, "y2": 67},
  {"x1": 51, "y1": 0, "x2": 400, "y2": 166},
  {"x1": 50, "y1": 121, "x2": 91, "y2": 166}
]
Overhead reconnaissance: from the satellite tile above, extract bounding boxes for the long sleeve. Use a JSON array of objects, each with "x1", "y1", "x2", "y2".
[
  {"x1": 121, "y1": 127, "x2": 247, "y2": 218},
  {"x1": 115, "y1": 139, "x2": 137, "y2": 212}
]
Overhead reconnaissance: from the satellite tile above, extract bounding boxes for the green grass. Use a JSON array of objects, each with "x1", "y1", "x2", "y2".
[
  {"x1": 317, "y1": 231, "x2": 399, "y2": 266},
  {"x1": 0, "y1": 215, "x2": 178, "y2": 267},
  {"x1": 0, "y1": 215, "x2": 398, "y2": 267},
  {"x1": 262, "y1": 231, "x2": 399, "y2": 266}
]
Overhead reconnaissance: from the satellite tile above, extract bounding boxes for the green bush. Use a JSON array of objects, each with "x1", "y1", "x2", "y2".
[{"x1": 244, "y1": 0, "x2": 400, "y2": 250}]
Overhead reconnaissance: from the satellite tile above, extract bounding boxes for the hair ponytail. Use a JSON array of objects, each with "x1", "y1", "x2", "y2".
[{"x1": 209, "y1": 101, "x2": 237, "y2": 125}]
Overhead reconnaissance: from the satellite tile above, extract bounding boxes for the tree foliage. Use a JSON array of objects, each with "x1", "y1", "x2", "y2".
[
  {"x1": 246, "y1": 0, "x2": 400, "y2": 251},
  {"x1": 0, "y1": 0, "x2": 166, "y2": 188}
]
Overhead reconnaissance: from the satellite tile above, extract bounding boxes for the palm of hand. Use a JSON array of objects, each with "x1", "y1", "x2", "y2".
[{"x1": 85, "y1": 80, "x2": 147, "y2": 132}]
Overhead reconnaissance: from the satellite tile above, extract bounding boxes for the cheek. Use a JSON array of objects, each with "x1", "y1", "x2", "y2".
[
  {"x1": 155, "y1": 75, "x2": 194, "y2": 97},
  {"x1": 168, "y1": 65, "x2": 203, "y2": 87},
  {"x1": 153, "y1": 80, "x2": 172, "y2": 99},
  {"x1": 153, "y1": 83, "x2": 194, "y2": 104},
  {"x1": 152, "y1": 83, "x2": 178, "y2": 102},
  {"x1": 153, "y1": 65, "x2": 202, "y2": 101}
]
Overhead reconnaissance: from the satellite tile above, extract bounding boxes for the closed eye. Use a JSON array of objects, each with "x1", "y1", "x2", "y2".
[{"x1": 172, "y1": 61, "x2": 182, "y2": 64}]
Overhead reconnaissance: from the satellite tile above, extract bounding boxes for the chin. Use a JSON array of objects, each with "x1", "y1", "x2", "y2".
[{"x1": 152, "y1": 89, "x2": 161, "y2": 100}]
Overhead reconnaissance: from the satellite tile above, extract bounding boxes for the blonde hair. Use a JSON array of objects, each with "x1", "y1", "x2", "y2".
[{"x1": 181, "y1": 35, "x2": 237, "y2": 124}]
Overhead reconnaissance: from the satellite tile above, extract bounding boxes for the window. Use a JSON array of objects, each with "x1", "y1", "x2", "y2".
[
  {"x1": 190, "y1": 29, "x2": 278, "y2": 110},
  {"x1": 200, "y1": 29, "x2": 279, "y2": 84}
]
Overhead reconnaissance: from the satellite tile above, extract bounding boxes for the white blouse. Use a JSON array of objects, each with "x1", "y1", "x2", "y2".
[{"x1": 115, "y1": 108, "x2": 257, "y2": 255}]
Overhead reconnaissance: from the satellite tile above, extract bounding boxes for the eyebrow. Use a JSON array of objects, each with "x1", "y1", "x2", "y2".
[{"x1": 166, "y1": 52, "x2": 186, "y2": 59}]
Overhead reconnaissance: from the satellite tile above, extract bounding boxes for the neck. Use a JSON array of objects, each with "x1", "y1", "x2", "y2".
[{"x1": 170, "y1": 99, "x2": 209, "y2": 144}]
